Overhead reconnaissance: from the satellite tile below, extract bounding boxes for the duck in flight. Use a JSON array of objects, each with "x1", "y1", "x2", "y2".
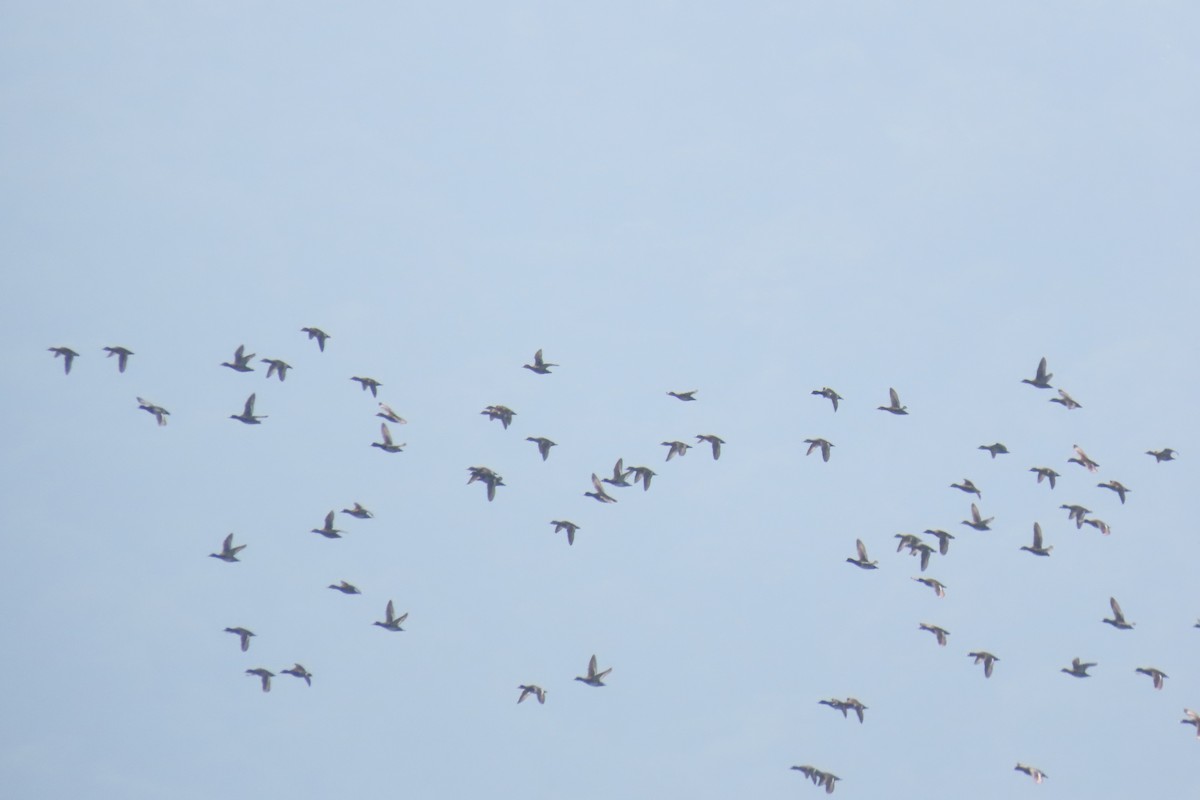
[
  {"x1": 804, "y1": 438, "x2": 833, "y2": 462},
  {"x1": 961, "y1": 502, "x2": 993, "y2": 531},
  {"x1": 846, "y1": 539, "x2": 878, "y2": 570},
  {"x1": 1030, "y1": 466, "x2": 1059, "y2": 489},
  {"x1": 311, "y1": 511, "x2": 343, "y2": 539},
  {"x1": 574, "y1": 654, "x2": 612, "y2": 686},
  {"x1": 919, "y1": 623, "x2": 949, "y2": 646},
  {"x1": 137, "y1": 397, "x2": 170, "y2": 426},
  {"x1": 376, "y1": 403, "x2": 407, "y2": 424},
  {"x1": 281, "y1": 664, "x2": 312, "y2": 686},
  {"x1": 1061, "y1": 657, "x2": 1096, "y2": 678},
  {"x1": 245, "y1": 668, "x2": 274, "y2": 692},
  {"x1": 1098, "y1": 480, "x2": 1131, "y2": 504},
  {"x1": 328, "y1": 580, "x2": 362, "y2": 595},
  {"x1": 301, "y1": 327, "x2": 330, "y2": 351},
  {"x1": 811, "y1": 387, "x2": 842, "y2": 411},
  {"x1": 1103, "y1": 596, "x2": 1134, "y2": 629},
  {"x1": 224, "y1": 627, "x2": 255, "y2": 651},
  {"x1": 1014, "y1": 764, "x2": 1048, "y2": 784},
  {"x1": 950, "y1": 478, "x2": 981, "y2": 498},
  {"x1": 230, "y1": 393, "x2": 266, "y2": 424},
  {"x1": 522, "y1": 349, "x2": 557, "y2": 374},
  {"x1": 978, "y1": 442, "x2": 1009, "y2": 459},
  {"x1": 373, "y1": 600, "x2": 407, "y2": 631},
  {"x1": 209, "y1": 533, "x2": 246, "y2": 562},
  {"x1": 696, "y1": 434, "x2": 725, "y2": 460},
  {"x1": 1021, "y1": 357, "x2": 1053, "y2": 389},
  {"x1": 261, "y1": 358, "x2": 292, "y2": 382},
  {"x1": 481, "y1": 404, "x2": 516, "y2": 429},
  {"x1": 1135, "y1": 667, "x2": 1168, "y2": 690},
  {"x1": 517, "y1": 684, "x2": 547, "y2": 704},
  {"x1": 526, "y1": 436, "x2": 556, "y2": 461},
  {"x1": 1069, "y1": 445, "x2": 1099, "y2": 473},
  {"x1": 49, "y1": 346, "x2": 80, "y2": 374},
  {"x1": 1019, "y1": 522, "x2": 1052, "y2": 556},
  {"x1": 585, "y1": 473, "x2": 617, "y2": 504},
  {"x1": 372, "y1": 423, "x2": 405, "y2": 453},
  {"x1": 661, "y1": 440, "x2": 691, "y2": 461},
  {"x1": 968, "y1": 650, "x2": 999, "y2": 678},
  {"x1": 103, "y1": 345, "x2": 133, "y2": 372},
  {"x1": 352, "y1": 376, "x2": 382, "y2": 397},
  {"x1": 551, "y1": 520, "x2": 581, "y2": 545},
  {"x1": 667, "y1": 390, "x2": 697, "y2": 401},
  {"x1": 1050, "y1": 389, "x2": 1082, "y2": 409},
  {"x1": 342, "y1": 502, "x2": 373, "y2": 519},
  {"x1": 877, "y1": 387, "x2": 908, "y2": 415},
  {"x1": 221, "y1": 345, "x2": 255, "y2": 372}
]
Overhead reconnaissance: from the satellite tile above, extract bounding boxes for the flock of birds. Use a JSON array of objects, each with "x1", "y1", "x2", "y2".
[{"x1": 44, "y1": 343, "x2": 1197, "y2": 792}]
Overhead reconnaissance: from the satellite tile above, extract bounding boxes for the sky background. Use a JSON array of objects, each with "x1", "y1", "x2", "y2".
[{"x1": 2, "y1": 2, "x2": 1198, "y2": 797}]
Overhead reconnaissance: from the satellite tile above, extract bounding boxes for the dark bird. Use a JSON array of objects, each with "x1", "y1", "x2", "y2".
[
  {"x1": 696, "y1": 434, "x2": 725, "y2": 460},
  {"x1": 1060, "y1": 504, "x2": 1090, "y2": 528},
  {"x1": 951, "y1": 478, "x2": 981, "y2": 498},
  {"x1": 804, "y1": 438, "x2": 833, "y2": 462},
  {"x1": 522, "y1": 349, "x2": 557, "y2": 374},
  {"x1": 341, "y1": 502, "x2": 373, "y2": 519},
  {"x1": 1014, "y1": 764, "x2": 1048, "y2": 784},
  {"x1": 1098, "y1": 480, "x2": 1131, "y2": 504},
  {"x1": 136, "y1": 397, "x2": 170, "y2": 426},
  {"x1": 601, "y1": 458, "x2": 633, "y2": 488},
  {"x1": 1103, "y1": 596, "x2": 1134, "y2": 629},
  {"x1": 842, "y1": 697, "x2": 867, "y2": 723},
  {"x1": 1061, "y1": 657, "x2": 1096, "y2": 678},
  {"x1": 790, "y1": 766, "x2": 840, "y2": 793},
  {"x1": 551, "y1": 520, "x2": 581, "y2": 546},
  {"x1": 230, "y1": 393, "x2": 266, "y2": 424},
  {"x1": 923, "y1": 529, "x2": 954, "y2": 556},
  {"x1": 281, "y1": 663, "x2": 312, "y2": 686},
  {"x1": 627, "y1": 465, "x2": 656, "y2": 491},
  {"x1": 574, "y1": 654, "x2": 612, "y2": 686},
  {"x1": 209, "y1": 533, "x2": 245, "y2": 562},
  {"x1": 261, "y1": 358, "x2": 292, "y2": 382},
  {"x1": 1147, "y1": 448, "x2": 1177, "y2": 463},
  {"x1": 811, "y1": 387, "x2": 842, "y2": 412},
  {"x1": 910, "y1": 541, "x2": 936, "y2": 572},
  {"x1": 585, "y1": 473, "x2": 617, "y2": 504},
  {"x1": 373, "y1": 600, "x2": 407, "y2": 631},
  {"x1": 961, "y1": 502, "x2": 993, "y2": 531},
  {"x1": 968, "y1": 650, "x2": 999, "y2": 678},
  {"x1": 1082, "y1": 517, "x2": 1112, "y2": 536},
  {"x1": 979, "y1": 442, "x2": 1009, "y2": 458},
  {"x1": 328, "y1": 580, "x2": 361, "y2": 595},
  {"x1": 311, "y1": 511, "x2": 343, "y2": 539},
  {"x1": 1030, "y1": 467, "x2": 1059, "y2": 489},
  {"x1": 914, "y1": 577, "x2": 947, "y2": 598},
  {"x1": 667, "y1": 390, "x2": 697, "y2": 401},
  {"x1": 846, "y1": 539, "x2": 878, "y2": 570},
  {"x1": 221, "y1": 344, "x2": 255, "y2": 372},
  {"x1": 49, "y1": 346, "x2": 80, "y2": 374},
  {"x1": 224, "y1": 627, "x2": 255, "y2": 652},
  {"x1": 467, "y1": 466, "x2": 504, "y2": 501},
  {"x1": 1019, "y1": 522, "x2": 1052, "y2": 556},
  {"x1": 376, "y1": 403, "x2": 407, "y2": 424},
  {"x1": 661, "y1": 440, "x2": 691, "y2": 461},
  {"x1": 526, "y1": 436, "x2": 556, "y2": 461},
  {"x1": 103, "y1": 346, "x2": 133, "y2": 372},
  {"x1": 1180, "y1": 708, "x2": 1200, "y2": 738},
  {"x1": 919, "y1": 623, "x2": 949, "y2": 646},
  {"x1": 245, "y1": 668, "x2": 274, "y2": 693},
  {"x1": 352, "y1": 376, "x2": 382, "y2": 397},
  {"x1": 481, "y1": 404, "x2": 516, "y2": 429},
  {"x1": 877, "y1": 387, "x2": 908, "y2": 415},
  {"x1": 372, "y1": 423, "x2": 405, "y2": 453},
  {"x1": 301, "y1": 327, "x2": 330, "y2": 351},
  {"x1": 1021, "y1": 357, "x2": 1054, "y2": 389},
  {"x1": 1136, "y1": 667, "x2": 1168, "y2": 690},
  {"x1": 895, "y1": 533, "x2": 922, "y2": 554},
  {"x1": 517, "y1": 684, "x2": 547, "y2": 704},
  {"x1": 1050, "y1": 389, "x2": 1082, "y2": 409}
]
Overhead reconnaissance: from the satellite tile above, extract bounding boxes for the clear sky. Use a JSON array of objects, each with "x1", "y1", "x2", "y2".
[{"x1": 2, "y1": 2, "x2": 1198, "y2": 797}]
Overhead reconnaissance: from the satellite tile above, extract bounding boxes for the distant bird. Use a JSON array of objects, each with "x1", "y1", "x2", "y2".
[
  {"x1": 373, "y1": 600, "x2": 407, "y2": 631},
  {"x1": 301, "y1": 327, "x2": 330, "y2": 351},
  {"x1": 328, "y1": 580, "x2": 361, "y2": 595},
  {"x1": 372, "y1": 423, "x2": 405, "y2": 453},
  {"x1": 1070, "y1": 448, "x2": 1099, "y2": 472},
  {"x1": 696, "y1": 434, "x2": 725, "y2": 460},
  {"x1": 311, "y1": 511, "x2": 343, "y2": 539},
  {"x1": 961, "y1": 502, "x2": 993, "y2": 531},
  {"x1": 467, "y1": 466, "x2": 504, "y2": 501},
  {"x1": 136, "y1": 397, "x2": 170, "y2": 426},
  {"x1": 1098, "y1": 480, "x2": 1131, "y2": 504},
  {"x1": 341, "y1": 502, "x2": 373, "y2": 519},
  {"x1": 517, "y1": 684, "x2": 547, "y2": 704},
  {"x1": 950, "y1": 478, "x2": 981, "y2": 498},
  {"x1": 261, "y1": 358, "x2": 292, "y2": 381},
  {"x1": 877, "y1": 387, "x2": 908, "y2": 415},
  {"x1": 968, "y1": 650, "x2": 999, "y2": 678},
  {"x1": 627, "y1": 465, "x2": 656, "y2": 491},
  {"x1": 103, "y1": 346, "x2": 133, "y2": 372},
  {"x1": 281, "y1": 663, "x2": 312, "y2": 686},
  {"x1": 1021, "y1": 357, "x2": 1054, "y2": 389},
  {"x1": 551, "y1": 520, "x2": 581, "y2": 546},
  {"x1": 351, "y1": 376, "x2": 382, "y2": 397},
  {"x1": 1060, "y1": 504, "x2": 1090, "y2": 528},
  {"x1": 376, "y1": 403, "x2": 407, "y2": 424},
  {"x1": 1147, "y1": 448, "x2": 1177, "y2": 462},
  {"x1": 667, "y1": 390, "x2": 697, "y2": 401},
  {"x1": 209, "y1": 533, "x2": 245, "y2": 562},
  {"x1": 817, "y1": 697, "x2": 846, "y2": 715},
  {"x1": 1050, "y1": 389, "x2": 1082, "y2": 409},
  {"x1": 601, "y1": 458, "x2": 633, "y2": 487},
  {"x1": 804, "y1": 438, "x2": 833, "y2": 462},
  {"x1": 1181, "y1": 708, "x2": 1200, "y2": 738},
  {"x1": 481, "y1": 404, "x2": 516, "y2": 429},
  {"x1": 230, "y1": 393, "x2": 266, "y2": 424},
  {"x1": 1030, "y1": 467, "x2": 1060, "y2": 489},
  {"x1": 1103, "y1": 596, "x2": 1134, "y2": 629},
  {"x1": 575, "y1": 654, "x2": 612, "y2": 686},
  {"x1": 661, "y1": 440, "x2": 691, "y2": 461},
  {"x1": 526, "y1": 436, "x2": 556, "y2": 461},
  {"x1": 1082, "y1": 517, "x2": 1112, "y2": 536},
  {"x1": 585, "y1": 473, "x2": 617, "y2": 504},
  {"x1": 1061, "y1": 657, "x2": 1096, "y2": 678},
  {"x1": 842, "y1": 697, "x2": 867, "y2": 723},
  {"x1": 224, "y1": 627, "x2": 255, "y2": 652},
  {"x1": 221, "y1": 345, "x2": 255, "y2": 372},
  {"x1": 1020, "y1": 522, "x2": 1052, "y2": 556},
  {"x1": 48, "y1": 346, "x2": 80, "y2": 374},
  {"x1": 922, "y1": 529, "x2": 954, "y2": 556},
  {"x1": 811, "y1": 387, "x2": 842, "y2": 412},
  {"x1": 910, "y1": 541, "x2": 935, "y2": 572},
  {"x1": 791, "y1": 766, "x2": 839, "y2": 793},
  {"x1": 979, "y1": 442, "x2": 1009, "y2": 458},
  {"x1": 245, "y1": 668, "x2": 274, "y2": 693},
  {"x1": 846, "y1": 539, "x2": 878, "y2": 570},
  {"x1": 522, "y1": 349, "x2": 557, "y2": 374},
  {"x1": 914, "y1": 577, "x2": 946, "y2": 598},
  {"x1": 919, "y1": 623, "x2": 949, "y2": 646},
  {"x1": 895, "y1": 533, "x2": 922, "y2": 554},
  {"x1": 1014, "y1": 764, "x2": 1048, "y2": 784},
  {"x1": 1136, "y1": 667, "x2": 1168, "y2": 690}
]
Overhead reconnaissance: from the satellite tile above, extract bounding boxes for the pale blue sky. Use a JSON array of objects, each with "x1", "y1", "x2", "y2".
[{"x1": 3, "y1": 2, "x2": 1199, "y2": 797}]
